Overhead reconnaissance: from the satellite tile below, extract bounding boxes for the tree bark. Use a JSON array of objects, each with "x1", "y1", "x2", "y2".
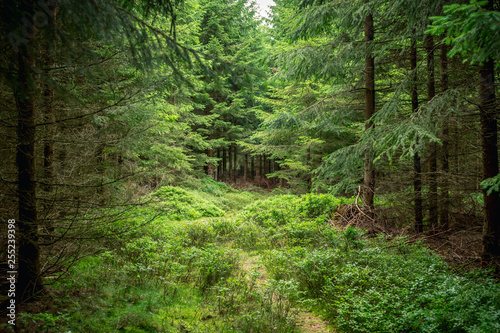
[
  {"x1": 16, "y1": 41, "x2": 43, "y2": 302},
  {"x1": 207, "y1": 149, "x2": 214, "y2": 178},
  {"x1": 228, "y1": 145, "x2": 233, "y2": 182},
  {"x1": 426, "y1": 34, "x2": 438, "y2": 231},
  {"x1": 216, "y1": 149, "x2": 221, "y2": 181},
  {"x1": 41, "y1": 48, "x2": 55, "y2": 235},
  {"x1": 363, "y1": 2, "x2": 375, "y2": 213},
  {"x1": 233, "y1": 144, "x2": 237, "y2": 182},
  {"x1": 263, "y1": 154, "x2": 268, "y2": 179},
  {"x1": 244, "y1": 153, "x2": 248, "y2": 182},
  {"x1": 222, "y1": 148, "x2": 227, "y2": 182},
  {"x1": 411, "y1": 37, "x2": 423, "y2": 233},
  {"x1": 479, "y1": 59, "x2": 500, "y2": 261},
  {"x1": 274, "y1": 160, "x2": 279, "y2": 186},
  {"x1": 268, "y1": 155, "x2": 272, "y2": 180},
  {"x1": 440, "y1": 41, "x2": 450, "y2": 229},
  {"x1": 251, "y1": 155, "x2": 255, "y2": 180},
  {"x1": 258, "y1": 155, "x2": 263, "y2": 180}
]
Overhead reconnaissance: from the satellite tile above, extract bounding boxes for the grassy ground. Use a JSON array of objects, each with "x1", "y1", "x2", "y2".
[{"x1": 4, "y1": 184, "x2": 500, "y2": 332}]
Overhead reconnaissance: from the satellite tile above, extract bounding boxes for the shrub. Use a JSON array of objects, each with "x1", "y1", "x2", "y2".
[
  {"x1": 196, "y1": 245, "x2": 240, "y2": 290},
  {"x1": 151, "y1": 186, "x2": 225, "y2": 220},
  {"x1": 237, "y1": 195, "x2": 301, "y2": 227}
]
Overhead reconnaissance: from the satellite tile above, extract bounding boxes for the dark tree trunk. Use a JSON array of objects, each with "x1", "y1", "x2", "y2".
[
  {"x1": 263, "y1": 154, "x2": 268, "y2": 179},
  {"x1": 440, "y1": 42, "x2": 450, "y2": 229},
  {"x1": 233, "y1": 144, "x2": 237, "y2": 182},
  {"x1": 42, "y1": 67, "x2": 54, "y2": 192},
  {"x1": 222, "y1": 148, "x2": 227, "y2": 182},
  {"x1": 16, "y1": 42, "x2": 44, "y2": 302},
  {"x1": 479, "y1": 59, "x2": 500, "y2": 261},
  {"x1": 274, "y1": 160, "x2": 279, "y2": 186},
  {"x1": 216, "y1": 149, "x2": 221, "y2": 181},
  {"x1": 268, "y1": 155, "x2": 272, "y2": 179},
  {"x1": 244, "y1": 153, "x2": 248, "y2": 182},
  {"x1": 228, "y1": 145, "x2": 233, "y2": 182},
  {"x1": 41, "y1": 51, "x2": 55, "y2": 235},
  {"x1": 363, "y1": 3, "x2": 375, "y2": 212},
  {"x1": 426, "y1": 34, "x2": 438, "y2": 231},
  {"x1": 411, "y1": 37, "x2": 423, "y2": 233},
  {"x1": 207, "y1": 149, "x2": 214, "y2": 178},
  {"x1": 259, "y1": 155, "x2": 263, "y2": 180},
  {"x1": 251, "y1": 156, "x2": 255, "y2": 180}
]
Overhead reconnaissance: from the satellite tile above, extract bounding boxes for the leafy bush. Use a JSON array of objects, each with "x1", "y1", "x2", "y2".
[
  {"x1": 152, "y1": 186, "x2": 225, "y2": 220},
  {"x1": 263, "y1": 236, "x2": 500, "y2": 333},
  {"x1": 210, "y1": 277, "x2": 300, "y2": 332},
  {"x1": 200, "y1": 177, "x2": 234, "y2": 196},
  {"x1": 196, "y1": 245, "x2": 239, "y2": 290},
  {"x1": 40, "y1": 190, "x2": 500, "y2": 333},
  {"x1": 238, "y1": 195, "x2": 301, "y2": 227},
  {"x1": 238, "y1": 193, "x2": 354, "y2": 227},
  {"x1": 296, "y1": 193, "x2": 353, "y2": 220}
]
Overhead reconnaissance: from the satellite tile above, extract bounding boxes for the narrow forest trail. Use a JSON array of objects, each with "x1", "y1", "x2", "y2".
[{"x1": 240, "y1": 254, "x2": 334, "y2": 333}]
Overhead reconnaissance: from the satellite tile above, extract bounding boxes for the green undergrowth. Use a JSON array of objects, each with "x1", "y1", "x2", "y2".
[
  {"x1": 89, "y1": 179, "x2": 271, "y2": 240},
  {"x1": 11, "y1": 191, "x2": 500, "y2": 332},
  {"x1": 150, "y1": 179, "x2": 272, "y2": 220}
]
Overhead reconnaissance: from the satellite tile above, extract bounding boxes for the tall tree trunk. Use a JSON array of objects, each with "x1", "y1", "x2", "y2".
[
  {"x1": 16, "y1": 41, "x2": 43, "y2": 302},
  {"x1": 42, "y1": 58, "x2": 55, "y2": 235},
  {"x1": 426, "y1": 34, "x2": 438, "y2": 231},
  {"x1": 274, "y1": 160, "x2": 279, "y2": 186},
  {"x1": 479, "y1": 58, "x2": 500, "y2": 261},
  {"x1": 222, "y1": 148, "x2": 227, "y2": 182},
  {"x1": 42, "y1": 65, "x2": 54, "y2": 192},
  {"x1": 244, "y1": 153, "x2": 248, "y2": 182},
  {"x1": 263, "y1": 154, "x2": 268, "y2": 179},
  {"x1": 363, "y1": 2, "x2": 375, "y2": 213},
  {"x1": 411, "y1": 37, "x2": 423, "y2": 233},
  {"x1": 216, "y1": 149, "x2": 220, "y2": 181},
  {"x1": 440, "y1": 41, "x2": 450, "y2": 229},
  {"x1": 207, "y1": 149, "x2": 214, "y2": 179},
  {"x1": 251, "y1": 156, "x2": 255, "y2": 180},
  {"x1": 259, "y1": 155, "x2": 263, "y2": 180},
  {"x1": 233, "y1": 144, "x2": 237, "y2": 182},
  {"x1": 228, "y1": 145, "x2": 233, "y2": 182}
]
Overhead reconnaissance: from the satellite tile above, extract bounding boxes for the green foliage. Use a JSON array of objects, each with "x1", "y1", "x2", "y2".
[
  {"x1": 152, "y1": 185, "x2": 225, "y2": 219},
  {"x1": 263, "y1": 236, "x2": 500, "y2": 333},
  {"x1": 481, "y1": 173, "x2": 500, "y2": 195},
  {"x1": 200, "y1": 177, "x2": 235, "y2": 196},
  {"x1": 197, "y1": 245, "x2": 240, "y2": 290},
  {"x1": 22, "y1": 188, "x2": 500, "y2": 333},
  {"x1": 237, "y1": 195, "x2": 301, "y2": 227},
  {"x1": 19, "y1": 312, "x2": 70, "y2": 332},
  {"x1": 428, "y1": 0, "x2": 500, "y2": 63},
  {"x1": 238, "y1": 193, "x2": 352, "y2": 227}
]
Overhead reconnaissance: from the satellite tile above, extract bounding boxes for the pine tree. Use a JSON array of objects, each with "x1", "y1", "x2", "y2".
[
  {"x1": 1, "y1": 0, "x2": 195, "y2": 302},
  {"x1": 428, "y1": 0, "x2": 500, "y2": 260}
]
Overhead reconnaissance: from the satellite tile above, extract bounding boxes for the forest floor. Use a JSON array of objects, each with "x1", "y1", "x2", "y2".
[
  {"x1": 240, "y1": 254, "x2": 334, "y2": 333},
  {"x1": 3, "y1": 186, "x2": 500, "y2": 332}
]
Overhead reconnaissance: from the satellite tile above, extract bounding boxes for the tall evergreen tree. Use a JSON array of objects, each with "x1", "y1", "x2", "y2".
[
  {"x1": 1, "y1": 0, "x2": 195, "y2": 302},
  {"x1": 428, "y1": 0, "x2": 500, "y2": 260}
]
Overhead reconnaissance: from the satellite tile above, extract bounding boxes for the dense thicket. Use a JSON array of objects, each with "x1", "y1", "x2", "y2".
[
  {"x1": 261, "y1": 0, "x2": 500, "y2": 261},
  {"x1": 0, "y1": 0, "x2": 266, "y2": 303}
]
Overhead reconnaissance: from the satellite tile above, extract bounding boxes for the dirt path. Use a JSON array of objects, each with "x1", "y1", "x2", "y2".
[
  {"x1": 240, "y1": 253, "x2": 334, "y2": 333},
  {"x1": 296, "y1": 312, "x2": 332, "y2": 333}
]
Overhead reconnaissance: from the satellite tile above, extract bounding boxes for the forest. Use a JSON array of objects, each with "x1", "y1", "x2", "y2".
[{"x1": 1, "y1": 0, "x2": 500, "y2": 331}]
